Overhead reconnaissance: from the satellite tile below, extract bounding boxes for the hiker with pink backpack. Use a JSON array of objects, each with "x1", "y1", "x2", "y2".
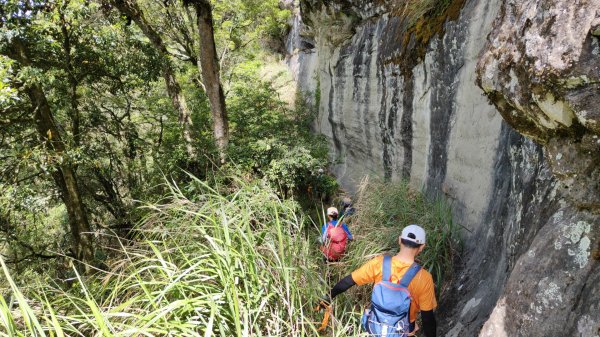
[
  {"x1": 317, "y1": 224, "x2": 437, "y2": 337},
  {"x1": 319, "y1": 207, "x2": 353, "y2": 261}
]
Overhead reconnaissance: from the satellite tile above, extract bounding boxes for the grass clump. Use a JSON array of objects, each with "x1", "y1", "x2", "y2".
[
  {"x1": 355, "y1": 177, "x2": 460, "y2": 286},
  {"x1": 0, "y1": 176, "x2": 326, "y2": 336}
]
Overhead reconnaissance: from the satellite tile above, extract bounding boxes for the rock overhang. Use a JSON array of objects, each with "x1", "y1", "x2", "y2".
[{"x1": 476, "y1": 0, "x2": 600, "y2": 212}]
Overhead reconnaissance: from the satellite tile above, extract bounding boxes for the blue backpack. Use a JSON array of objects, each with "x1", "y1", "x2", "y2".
[{"x1": 361, "y1": 255, "x2": 421, "y2": 337}]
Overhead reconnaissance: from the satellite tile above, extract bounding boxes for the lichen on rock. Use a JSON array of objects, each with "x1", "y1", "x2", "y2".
[
  {"x1": 476, "y1": 0, "x2": 600, "y2": 212},
  {"x1": 556, "y1": 220, "x2": 593, "y2": 268}
]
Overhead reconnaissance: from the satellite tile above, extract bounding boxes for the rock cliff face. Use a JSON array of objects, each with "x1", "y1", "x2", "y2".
[
  {"x1": 477, "y1": 0, "x2": 600, "y2": 212},
  {"x1": 287, "y1": 0, "x2": 600, "y2": 335}
]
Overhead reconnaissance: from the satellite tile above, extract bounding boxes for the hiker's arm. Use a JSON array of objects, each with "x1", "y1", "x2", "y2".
[
  {"x1": 330, "y1": 274, "x2": 356, "y2": 299},
  {"x1": 421, "y1": 310, "x2": 436, "y2": 337},
  {"x1": 318, "y1": 275, "x2": 356, "y2": 309},
  {"x1": 320, "y1": 257, "x2": 379, "y2": 306},
  {"x1": 341, "y1": 223, "x2": 353, "y2": 240}
]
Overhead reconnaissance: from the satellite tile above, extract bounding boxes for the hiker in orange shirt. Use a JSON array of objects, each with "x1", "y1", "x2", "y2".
[{"x1": 318, "y1": 224, "x2": 437, "y2": 337}]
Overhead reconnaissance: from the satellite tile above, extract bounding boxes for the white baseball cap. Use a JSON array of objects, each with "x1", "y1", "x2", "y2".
[
  {"x1": 400, "y1": 224, "x2": 426, "y2": 245},
  {"x1": 327, "y1": 207, "x2": 338, "y2": 216}
]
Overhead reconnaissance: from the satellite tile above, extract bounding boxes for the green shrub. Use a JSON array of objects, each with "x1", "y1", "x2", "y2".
[{"x1": 227, "y1": 76, "x2": 335, "y2": 199}]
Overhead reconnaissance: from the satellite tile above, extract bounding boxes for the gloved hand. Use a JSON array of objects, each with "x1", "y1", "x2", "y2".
[{"x1": 316, "y1": 295, "x2": 331, "y2": 310}]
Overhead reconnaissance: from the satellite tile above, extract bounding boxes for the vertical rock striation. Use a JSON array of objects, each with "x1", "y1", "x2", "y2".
[{"x1": 289, "y1": 0, "x2": 600, "y2": 335}]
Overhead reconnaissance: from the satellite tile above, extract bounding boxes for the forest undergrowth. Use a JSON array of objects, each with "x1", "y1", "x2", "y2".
[{"x1": 0, "y1": 175, "x2": 460, "y2": 336}]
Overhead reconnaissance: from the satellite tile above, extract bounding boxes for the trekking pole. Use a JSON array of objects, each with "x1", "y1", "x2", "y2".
[{"x1": 314, "y1": 302, "x2": 333, "y2": 332}]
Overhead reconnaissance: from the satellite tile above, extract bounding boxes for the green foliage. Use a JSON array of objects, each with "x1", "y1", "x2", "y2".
[
  {"x1": 0, "y1": 57, "x2": 17, "y2": 103},
  {"x1": 0, "y1": 182, "x2": 68, "y2": 280},
  {"x1": 0, "y1": 176, "x2": 328, "y2": 336},
  {"x1": 226, "y1": 72, "x2": 335, "y2": 198},
  {"x1": 212, "y1": 0, "x2": 291, "y2": 47},
  {"x1": 243, "y1": 139, "x2": 321, "y2": 192},
  {"x1": 138, "y1": 0, "x2": 291, "y2": 89},
  {"x1": 0, "y1": 0, "x2": 178, "y2": 272},
  {"x1": 0, "y1": 3, "x2": 342, "y2": 334},
  {"x1": 0, "y1": 0, "x2": 315, "y2": 275},
  {"x1": 314, "y1": 75, "x2": 321, "y2": 112}
]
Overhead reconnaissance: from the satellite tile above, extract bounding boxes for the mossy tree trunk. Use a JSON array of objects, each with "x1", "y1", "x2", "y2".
[{"x1": 4, "y1": 40, "x2": 95, "y2": 270}]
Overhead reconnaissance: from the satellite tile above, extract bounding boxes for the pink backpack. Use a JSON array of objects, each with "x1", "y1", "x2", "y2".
[{"x1": 320, "y1": 221, "x2": 348, "y2": 260}]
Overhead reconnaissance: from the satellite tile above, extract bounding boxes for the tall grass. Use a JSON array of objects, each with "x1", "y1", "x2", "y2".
[
  {"x1": 353, "y1": 177, "x2": 459, "y2": 286},
  {"x1": 320, "y1": 177, "x2": 461, "y2": 313},
  {"x1": 0, "y1": 176, "x2": 327, "y2": 336},
  {"x1": 0, "y1": 176, "x2": 460, "y2": 336}
]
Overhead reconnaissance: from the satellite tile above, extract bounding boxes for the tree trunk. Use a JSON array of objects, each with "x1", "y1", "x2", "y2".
[
  {"x1": 4, "y1": 39, "x2": 95, "y2": 269},
  {"x1": 27, "y1": 84, "x2": 95, "y2": 268},
  {"x1": 187, "y1": 0, "x2": 229, "y2": 163},
  {"x1": 162, "y1": 69, "x2": 196, "y2": 159},
  {"x1": 60, "y1": 10, "x2": 81, "y2": 147},
  {"x1": 110, "y1": 0, "x2": 196, "y2": 158}
]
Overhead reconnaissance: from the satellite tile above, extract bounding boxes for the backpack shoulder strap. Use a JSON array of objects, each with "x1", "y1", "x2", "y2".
[
  {"x1": 399, "y1": 263, "x2": 421, "y2": 288},
  {"x1": 381, "y1": 255, "x2": 392, "y2": 282}
]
